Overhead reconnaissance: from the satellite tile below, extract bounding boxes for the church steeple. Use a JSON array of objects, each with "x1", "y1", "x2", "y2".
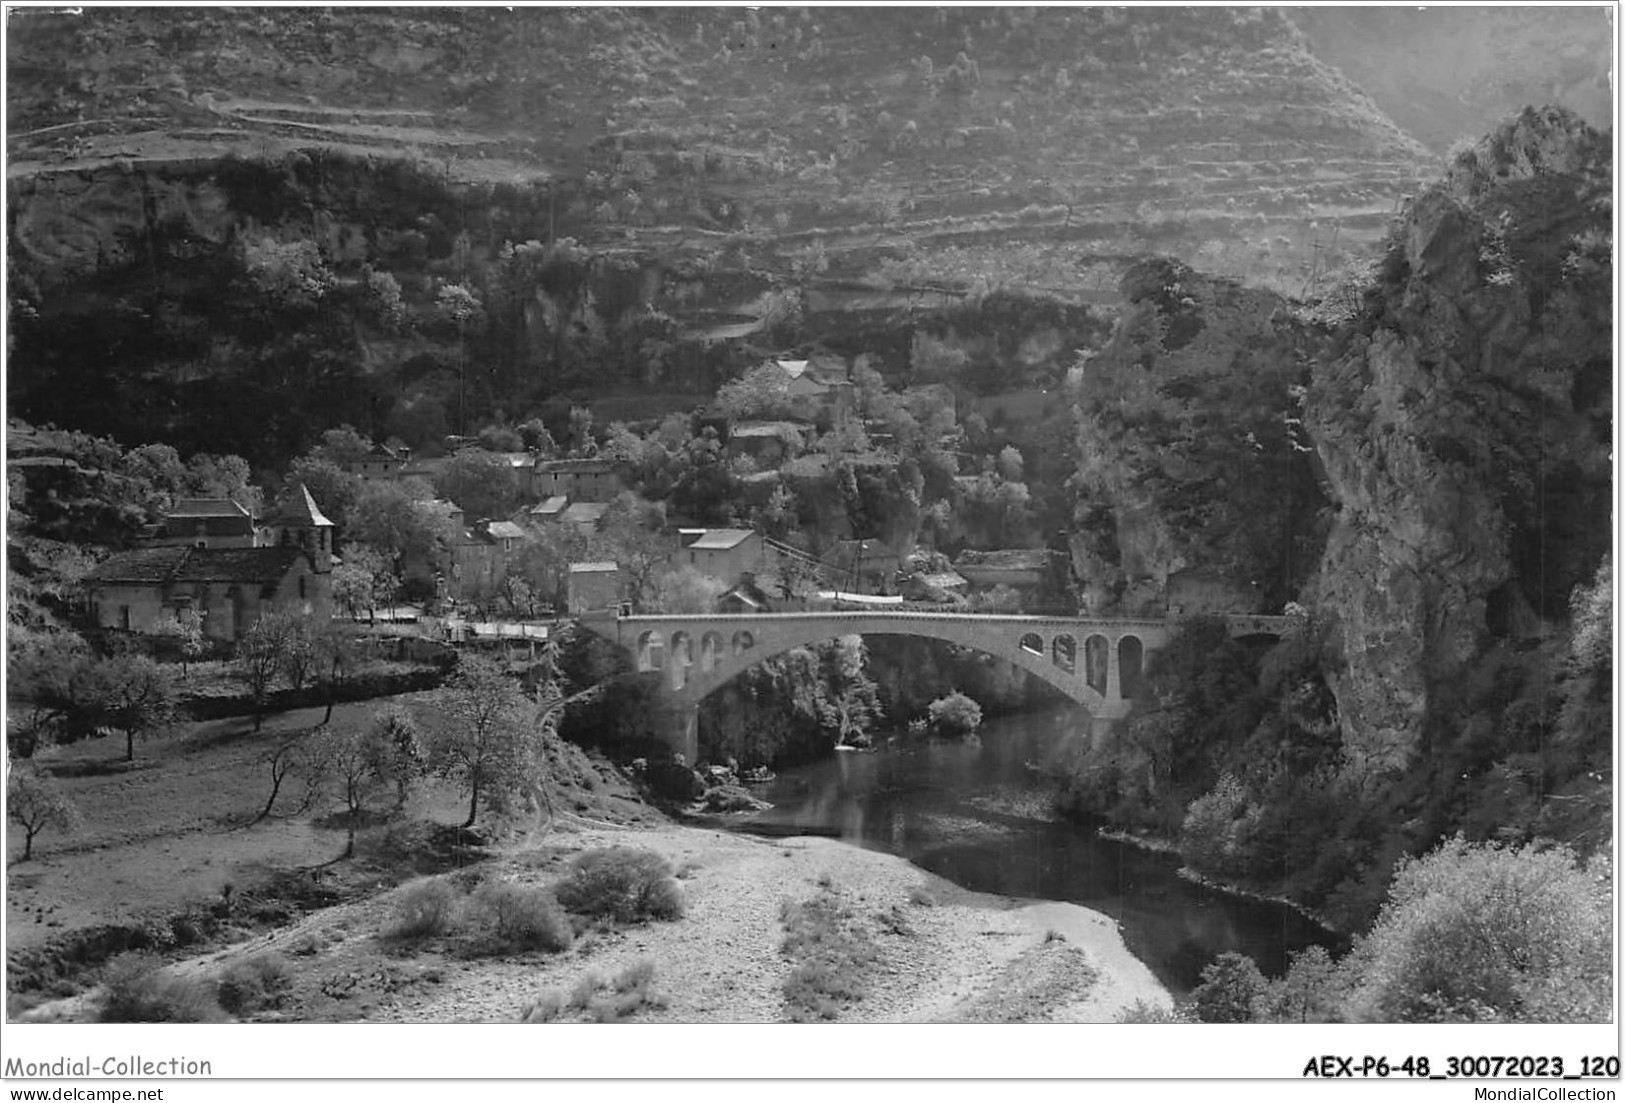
[{"x1": 271, "y1": 484, "x2": 334, "y2": 574}]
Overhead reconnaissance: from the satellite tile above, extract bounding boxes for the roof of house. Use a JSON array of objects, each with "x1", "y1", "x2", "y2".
[
  {"x1": 914, "y1": 570, "x2": 970, "y2": 590},
  {"x1": 530, "y1": 495, "x2": 570, "y2": 517},
  {"x1": 730, "y1": 420, "x2": 809, "y2": 439},
  {"x1": 569, "y1": 561, "x2": 620, "y2": 574},
  {"x1": 485, "y1": 521, "x2": 527, "y2": 541},
  {"x1": 537, "y1": 457, "x2": 616, "y2": 474},
  {"x1": 87, "y1": 546, "x2": 307, "y2": 587},
  {"x1": 775, "y1": 359, "x2": 811, "y2": 379},
  {"x1": 561, "y1": 502, "x2": 609, "y2": 527},
  {"x1": 688, "y1": 528, "x2": 756, "y2": 551},
  {"x1": 167, "y1": 498, "x2": 252, "y2": 519},
  {"x1": 822, "y1": 539, "x2": 899, "y2": 571},
  {"x1": 268, "y1": 484, "x2": 333, "y2": 528},
  {"x1": 954, "y1": 548, "x2": 1055, "y2": 571}
]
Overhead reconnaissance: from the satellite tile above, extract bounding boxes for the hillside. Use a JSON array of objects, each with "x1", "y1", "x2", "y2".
[{"x1": 6, "y1": 7, "x2": 1440, "y2": 468}]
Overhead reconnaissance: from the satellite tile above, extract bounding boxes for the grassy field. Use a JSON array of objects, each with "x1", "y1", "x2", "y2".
[{"x1": 5, "y1": 690, "x2": 656, "y2": 1015}]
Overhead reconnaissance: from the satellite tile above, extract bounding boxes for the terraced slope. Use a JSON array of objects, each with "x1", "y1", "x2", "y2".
[{"x1": 9, "y1": 7, "x2": 1430, "y2": 296}]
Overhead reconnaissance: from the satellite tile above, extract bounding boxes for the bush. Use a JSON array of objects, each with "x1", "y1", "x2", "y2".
[
  {"x1": 1343, "y1": 837, "x2": 1611, "y2": 1023},
  {"x1": 586, "y1": 958, "x2": 666, "y2": 1023},
  {"x1": 1192, "y1": 951, "x2": 1267, "y2": 1023},
  {"x1": 216, "y1": 953, "x2": 291, "y2": 1016},
  {"x1": 519, "y1": 989, "x2": 567, "y2": 1023},
  {"x1": 927, "y1": 692, "x2": 982, "y2": 739},
  {"x1": 100, "y1": 953, "x2": 223, "y2": 1023},
  {"x1": 555, "y1": 847, "x2": 684, "y2": 924},
  {"x1": 470, "y1": 880, "x2": 573, "y2": 952},
  {"x1": 386, "y1": 880, "x2": 459, "y2": 941}
]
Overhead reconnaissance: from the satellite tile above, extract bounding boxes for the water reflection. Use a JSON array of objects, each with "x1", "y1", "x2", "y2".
[{"x1": 742, "y1": 706, "x2": 1340, "y2": 995}]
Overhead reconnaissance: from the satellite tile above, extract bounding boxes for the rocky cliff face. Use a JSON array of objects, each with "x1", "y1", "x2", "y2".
[
  {"x1": 1068, "y1": 259, "x2": 1326, "y2": 616},
  {"x1": 1306, "y1": 107, "x2": 1612, "y2": 772}
]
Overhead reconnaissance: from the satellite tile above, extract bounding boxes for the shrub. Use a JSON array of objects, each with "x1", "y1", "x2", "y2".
[
  {"x1": 519, "y1": 989, "x2": 567, "y2": 1023},
  {"x1": 1116, "y1": 998, "x2": 1195, "y2": 1023},
  {"x1": 907, "y1": 886, "x2": 938, "y2": 907},
  {"x1": 386, "y1": 880, "x2": 459, "y2": 941},
  {"x1": 555, "y1": 847, "x2": 683, "y2": 924},
  {"x1": 470, "y1": 880, "x2": 573, "y2": 952},
  {"x1": 587, "y1": 958, "x2": 666, "y2": 1023},
  {"x1": 1343, "y1": 837, "x2": 1611, "y2": 1023},
  {"x1": 100, "y1": 953, "x2": 223, "y2": 1023},
  {"x1": 779, "y1": 891, "x2": 877, "y2": 1022},
  {"x1": 216, "y1": 953, "x2": 291, "y2": 1016},
  {"x1": 1192, "y1": 951, "x2": 1268, "y2": 1023},
  {"x1": 927, "y1": 692, "x2": 982, "y2": 739}
]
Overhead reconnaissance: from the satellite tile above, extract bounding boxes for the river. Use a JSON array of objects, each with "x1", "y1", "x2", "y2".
[{"x1": 738, "y1": 705, "x2": 1343, "y2": 996}]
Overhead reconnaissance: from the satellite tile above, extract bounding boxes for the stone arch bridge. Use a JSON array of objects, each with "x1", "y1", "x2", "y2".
[{"x1": 582, "y1": 610, "x2": 1299, "y2": 762}]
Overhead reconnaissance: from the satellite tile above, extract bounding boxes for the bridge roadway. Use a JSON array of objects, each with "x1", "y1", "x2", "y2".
[{"x1": 582, "y1": 609, "x2": 1300, "y2": 762}]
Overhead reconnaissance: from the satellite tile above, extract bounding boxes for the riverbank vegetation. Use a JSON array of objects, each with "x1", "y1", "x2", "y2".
[{"x1": 1172, "y1": 837, "x2": 1612, "y2": 1023}]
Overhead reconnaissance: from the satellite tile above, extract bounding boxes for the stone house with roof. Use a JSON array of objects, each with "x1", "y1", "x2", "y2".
[
  {"x1": 142, "y1": 498, "x2": 264, "y2": 549},
  {"x1": 85, "y1": 485, "x2": 334, "y2": 643},
  {"x1": 677, "y1": 528, "x2": 765, "y2": 587}
]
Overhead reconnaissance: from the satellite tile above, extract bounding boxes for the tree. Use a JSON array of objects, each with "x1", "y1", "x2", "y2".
[
  {"x1": 250, "y1": 735, "x2": 316, "y2": 826},
  {"x1": 332, "y1": 544, "x2": 397, "y2": 623},
  {"x1": 428, "y1": 656, "x2": 536, "y2": 830},
  {"x1": 97, "y1": 655, "x2": 179, "y2": 761},
  {"x1": 434, "y1": 450, "x2": 520, "y2": 522},
  {"x1": 649, "y1": 566, "x2": 727, "y2": 614},
  {"x1": 1343, "y1": 837, "x2": 1612, "y2": 1023},
  {"x1": 715, "y1": 363, "x2": 797, "y2": 421},
  {"x1": 7, "y1": 766, "x2": 81, "y2": 860},
  {"x1": 368, "y1": 704, "x2": 423, "y2": 810},
  {"x1": 817, "y1": 635, "x2": 882, "y2": 747},
  {"x1": 349, "y1": 478, "x2": 444, "y2": 558},
  {"x1": 307, "y1": 723, "x2": 391, "y2": 859},
  {"x1": 153, "y1": 611, "x2": 207, "y2": 677},
  {"x1": 1192, "y1": 952, "x2": 1268, "y2": 1022},
  {"x1": 278, "y1": 615, "x2": 319, "y2": 691},
  {"x1": 927, "y1": 692, "x2": 982, "y2": 739},
  {"x1": 1261, "y1": 945, "x2": 1342, "y2": 1023},
  {"x1": 593, "y1": 493, "x2": 673, "y2": 610},
  {"x1": 235, "y1": 614, "x2": 291, "y2": 732}
]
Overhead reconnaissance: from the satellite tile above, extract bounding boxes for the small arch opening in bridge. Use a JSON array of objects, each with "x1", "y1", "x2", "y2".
[
  {"x1": 1084, "y1": 634, "x2": 1109, "y2": 696},
  {"x1": 700, "y1": 631, "x2": 724, "y2": 674},
  {"x1": 669, "y1": 632, "x2": 694, "y2": 690},
  {"x1": 1119, "y1": 635, "x2": 1145, "y2": 698},
  {"x1": 1052, "y1": 633, "x2": 1076, "y2": 674},
  {"x1": 637, "y1": 631, "x2": 665, "y2": 672},
  {"x1": 1019, "y1": 632, "x2": 1044, "y2": 656},
  {"x1": 732, "y1": 630, "x2": 755, "y2": 655}
]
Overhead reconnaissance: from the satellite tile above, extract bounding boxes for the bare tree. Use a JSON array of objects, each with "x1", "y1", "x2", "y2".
[
  {"x1": 234, "y1": 613, "x2": 291, "y2": 732},
  {"x1": 306, "y1": 724, "x2": 390, "y2": 859},
  {"x1": 7, "y1": 767, "x2": 82, "y2": 861}
]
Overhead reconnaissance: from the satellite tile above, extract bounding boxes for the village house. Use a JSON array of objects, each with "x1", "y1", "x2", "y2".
[
  {"x1": 677, "y1": 528, "x2": 766, "y2": 588},
  {"x1": 345, "y1": 442, "x2": 412, "y2": 481},
  {"x1": 726, "y1": 420, "x2": 810, "y2": 465},
  {"x1": 141, "y1": 498, "x2": 263, "y2": 549},
  {"x1": 953, "y1": 548, "x2": 1063, "y2": 605},
  {"x1": 769, "y1": 358, "x2": 855, "y2": 428},
  {"x1": 533, "y1": 457, "x2": 622, "y2": 503},
  {"x1": 85, "y1": 485, "x2": 334, "y2": 643}
]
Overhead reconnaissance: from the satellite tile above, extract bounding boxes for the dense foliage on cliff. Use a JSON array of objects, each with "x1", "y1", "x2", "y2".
[
  {"x1": 1069, "y1": 258, "x2": 1328, "y2": 615},
  {"x1": 1060, "y1": 109, "x2": 1613, "y2": 938}
]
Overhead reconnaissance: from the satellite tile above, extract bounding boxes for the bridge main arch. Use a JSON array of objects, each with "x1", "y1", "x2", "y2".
[{"x1": 601, "y1": 611, "x2": 1172, "y2": 713}]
